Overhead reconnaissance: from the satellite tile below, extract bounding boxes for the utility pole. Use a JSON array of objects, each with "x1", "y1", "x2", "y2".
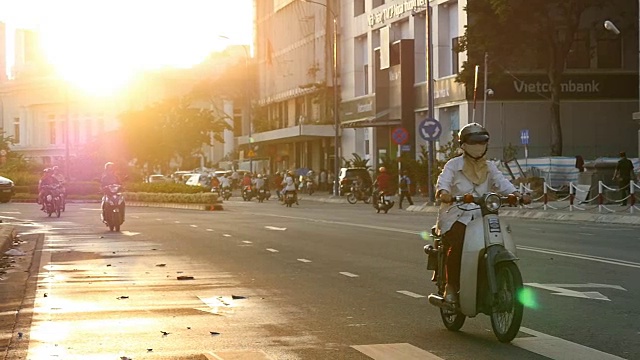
[{"x1": 482, "y1": 52, "x2": 488, "y2": 128}]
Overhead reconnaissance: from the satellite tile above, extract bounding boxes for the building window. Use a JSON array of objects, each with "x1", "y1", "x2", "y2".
[
  {"x1": 13, "y1": 117, "x2": 20, "y2": 144},
  {"x1": 354, "y1": 0, "x2": 365, "y2": 16},
  {"x1": 451, "y1": 37, "x2": 461, "y2": 74},
  {"x1": 373, "y1": 0, "x2": 385, "y2": 8},
  {"x1": 49, "y1": 120, "x2": 56, "y2": 145},
  {"x1": 597, "y1": 34, "x2": 622, "y2": 69},
  {"x1": 566, "y1": 30, "x2": 590, "y2": 69}
]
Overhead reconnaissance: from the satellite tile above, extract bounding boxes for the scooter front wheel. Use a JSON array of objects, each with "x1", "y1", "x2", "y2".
[
  {"x1": 490, "y1": 262, "x2": 524, "y2": 343},
  {"x1": 346, "y1": 193, "x2": 357, "y2": 204},
  {"x1": 440, "y1": 307, "x2": 466, "y2": 331}
]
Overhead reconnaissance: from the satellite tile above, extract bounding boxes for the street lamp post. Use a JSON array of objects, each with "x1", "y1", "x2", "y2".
[{"x1": 301, "y1": 0, "x2": 340, "y2": 197}]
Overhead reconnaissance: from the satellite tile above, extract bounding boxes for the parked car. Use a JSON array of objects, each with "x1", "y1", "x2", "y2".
[
  {"x1": 0, "y1": 175, "x2": 15, "y2": 203},
  {"x1": 185, "y1": 173, "x2": 211, "y2": 189},
  {"x1": 172, "y1": 171, "x2": 194, "y2": 184},
  {"x1": 148, "y1": 174, "x2": 170, "y2": 183},
  {"x1": 338, "y1": 168, "x2": 372, "y2": 196}
]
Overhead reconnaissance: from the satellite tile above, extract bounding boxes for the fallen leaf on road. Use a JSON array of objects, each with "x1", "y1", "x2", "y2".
[
  {"x1": 4, "y1": 249, "x2": 25, "y2": 256},
  {"x1": 106, "y1": 264, "x2": 112, "y2": 267},
  {"x1": 231, "y1": 295, "x2": 247, "y2": 300},
  {"x1": 155, "y1": 264, "x2": 166, "y2": 267},
  {"x1": 44, "y1": 293, "x2": 48, "y2": 298},
  {"x1": 147, "y1": 348, "x2": 153, "y2": 352},
  {"x1": 210, "y1": 331, "x2": 220, "y2": 336},
  {"x1": 117, "y1": 296, "x2": 129, "y2": 300},
  {"x1": 161, "y1": 331, "x2": 170, "y2": 336},
  {"x1": 177, "y1": 276, "x2": 195, "y2": 280}
]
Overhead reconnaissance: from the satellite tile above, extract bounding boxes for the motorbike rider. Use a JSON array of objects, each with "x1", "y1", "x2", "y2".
[
  {"x1": 254, "y1": 174, "x2": 266, "y2": 195},
  {"x1": 281, "y1": 170, "x2": 299, "y2": 205},
  {"x1": 373, "y1": 167, "x2": 392, "y2": 202},
  {"x1": 436, "y1": 123, "x2": 530, "y2": 304},
  {"x1": 101, "y1": 162, "x2": 125, "y2": 223},
  {"x1": 38, "y1": 168, "x2": 60, "y2": 210},
  {"x1": 219, "y1": 174, "x2": 231, "y2": 191},
  {"x1": 241, "y1": 172, "x2": 253, "y2": 195}
]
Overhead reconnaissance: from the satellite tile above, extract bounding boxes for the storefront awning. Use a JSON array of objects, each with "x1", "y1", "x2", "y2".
[{"x1": 340, "y1": 109, "x2": 399, "y2": 128}]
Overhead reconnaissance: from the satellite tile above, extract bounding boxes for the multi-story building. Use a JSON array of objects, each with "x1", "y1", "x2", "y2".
[
  {"x1": 255, "y1": 0, "x2": 638, "y2": 175},
  {"x1": 253, "y1": 0, "x2": 339, "y2": 174}
]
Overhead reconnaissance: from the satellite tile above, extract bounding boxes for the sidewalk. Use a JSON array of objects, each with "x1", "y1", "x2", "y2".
[{"x1": 298, "y1": 193, "x2": 640, "y2": 226}]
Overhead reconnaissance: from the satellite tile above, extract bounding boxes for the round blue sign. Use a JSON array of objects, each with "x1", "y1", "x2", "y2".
[{"x1": 419, "y1": 118, "x2": 442, "y2": 141}]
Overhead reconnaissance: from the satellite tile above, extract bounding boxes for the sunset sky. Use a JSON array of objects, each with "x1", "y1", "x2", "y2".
[{"x1": 0, "y1": 0, "x2": 254, "y2": 93}]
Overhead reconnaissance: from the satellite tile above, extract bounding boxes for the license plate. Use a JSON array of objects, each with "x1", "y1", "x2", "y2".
[{"x1": 487, "y1": 218, "x2": 501, "y2": 233}]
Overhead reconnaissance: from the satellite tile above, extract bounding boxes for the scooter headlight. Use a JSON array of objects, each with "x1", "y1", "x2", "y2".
[{"x1": 484, "y1": 194, "x2": 502, "y2": 212}]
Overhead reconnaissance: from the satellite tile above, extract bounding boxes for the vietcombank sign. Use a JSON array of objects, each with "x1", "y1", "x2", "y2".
[{"x1": 491, "y1": 73, "x2": 638, "y2": 100}]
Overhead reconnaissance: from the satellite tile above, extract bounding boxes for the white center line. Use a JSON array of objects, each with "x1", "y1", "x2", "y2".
[
  {"x1": 206, "y1": 229, "x2": 214, "y2": 232},
  {"x1": 242, "y1": 241, "x2": 252, "y2": 244},
  {"x1": 578, "y1": 232, "x2": 594, "y2": 236},
  {"x1": 174, "y1": 221, "x2": 180, "y2": 224},
  {"x1": 223, "y1": 234, "x2": 232, "y2": 237},
  {"x1": 396, "y1": 290, "x2": 425, "y2": 298},
  {"x1": 340, "y1": 272, "x2": 359, "y2": 278},
  {"x1": 156, "y1": 219, "x2": 163, "y2": 221},
  {"x1": 352, "y1": 343, "x2": 444, "y2": 360},
  {"x1": 266, "y1": 248, "x2": 279, "y2": 253},
  {"x1": 190, "y1": 225, "x2": 198, "y2": 228},
  {"x1": 297, "y1": 258, "x2": 312, "y2": 263}
]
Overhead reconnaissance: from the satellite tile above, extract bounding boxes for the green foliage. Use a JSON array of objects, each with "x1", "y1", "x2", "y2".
[
  {"x1": 124, "y1": 192, "x2": 218, "y2": 204},
  {"x1": 342, "y1": 153, "x2": 370, "y2": 169},
  {"x1": 125, "y1": 182, "x2": 208, "y2": 194},
  {"x1": 503, "y1": 143, "x2": 520, "y2": 161},
  {"x1": 118, "y1": 96, "x2": 232, "y2": 172}
]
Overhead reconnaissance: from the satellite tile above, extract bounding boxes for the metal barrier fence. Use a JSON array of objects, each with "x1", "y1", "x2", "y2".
[{"x1": 518, "y1": 181, "x2": 640, "y2": 214}]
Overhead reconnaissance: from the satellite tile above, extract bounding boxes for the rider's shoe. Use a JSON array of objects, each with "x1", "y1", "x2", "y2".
[{"x1": 443, "y1": 285, "x2": 459, "y2": 304}]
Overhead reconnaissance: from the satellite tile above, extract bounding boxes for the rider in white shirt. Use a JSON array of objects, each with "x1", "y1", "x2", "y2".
[
  {"x1": 219, "y1": 175, "x2": 231, "y2": 189},
  {"x1": 281, "y1": 171, "x2": 299, "y2": 205}
]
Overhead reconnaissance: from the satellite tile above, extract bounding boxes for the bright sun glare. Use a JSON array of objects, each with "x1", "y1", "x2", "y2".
[{"x1": 2, "y1": 0, "x2": 253, "y2": 95}]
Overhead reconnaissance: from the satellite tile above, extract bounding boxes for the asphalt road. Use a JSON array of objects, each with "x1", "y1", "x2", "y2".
[{"x1": 0, "y1": 197, "x2": 638, "y2": 360}]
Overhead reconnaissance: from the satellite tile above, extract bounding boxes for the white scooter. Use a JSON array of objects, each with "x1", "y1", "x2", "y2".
[{"x1": 424, "y1": 192, "x2": 524, "y2": 343}]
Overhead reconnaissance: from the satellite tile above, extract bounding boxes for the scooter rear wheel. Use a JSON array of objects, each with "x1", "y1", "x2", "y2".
[
  {"x1": 490, "y1": 262, "x2": 524, "y2": 343},
  {"x1": 346, "y1": 193, "x2": 357, "y2": 204},
  {"x1": 440, "y1": 308, "x2": 466, "y2": 331}
]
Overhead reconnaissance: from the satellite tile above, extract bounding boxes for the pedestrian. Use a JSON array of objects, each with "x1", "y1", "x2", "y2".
[
  {"x1": 328, "y1": 171, "x2": 335, "y2": 194},
  {"x1": 612, "y1": 151, "x2": 635, "y2": 206},
  {"x1": 319, "y1": 169, "x2": 327, "y2": 191},
  {"x1": 398, "y1": 170, "x2": 414, "y2": 209},
  {"x1": 575, "y1": 155, "x2": 585, "y2": 173}
]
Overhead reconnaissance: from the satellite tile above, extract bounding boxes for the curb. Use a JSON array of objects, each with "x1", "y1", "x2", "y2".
[
  {"x1": 0, "y1": 224, "x2": 17, "y2": 255},
  {"x1": 126, "y1": 201, "x2": 224, "y2": 211}
]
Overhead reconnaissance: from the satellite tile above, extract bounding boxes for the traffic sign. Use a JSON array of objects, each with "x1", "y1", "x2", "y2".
[
  {"x1": 400, "y1": 145, "x2": 411, "y2": 152},
  {"x1": 391, "y1": 127, "x2": 409, "y2": 145},
  {"x1": 247, "y1": 149, "x2": 256, "y2": 157},
  {"x1": 520, "y1": 129, "x2": 529, "y2": 145},
  {"x1": 418, "y1": 118, "x2": 442, "y2": 141}
]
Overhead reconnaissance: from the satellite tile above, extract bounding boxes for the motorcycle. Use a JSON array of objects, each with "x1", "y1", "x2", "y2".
[
  {"x1": 41, "y1": 184, "x2": 63, "y2": 218},
  {"x1": 346, "y1": 183, "x2": 372, "y2": 204},
  {"x1": 257, "y1": 188, "x2": 268, "y2": 203},
  {"x1": 242, "y1": 186, "x2": 254, "y2": 201},
  {"x1": 424, "y1": 193, "x2": 524, "y2": 343},
  {"x1": 101, "y1": 184, "x2": 125, "y2": 232},
  {"x1": 283, "y1": 191, "x2": 296, "y2": 207},
  {"x1": 372, "y1": 190, "x2": 393, "y2": 213},
  {"x1": 211, "y1": 186, "x2": 221, "y2": 197},
  {"x1": 221, "y1": 187, "x2": 232, "y2": 201}
]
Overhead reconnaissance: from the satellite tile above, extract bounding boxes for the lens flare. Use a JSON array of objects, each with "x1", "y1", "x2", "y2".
[
  {"x1": 420, "y1": 231, "x2": 430, "y2": 241},
  {"x1": 518, "y1": 287, "x2": 538, "y2": 309}
]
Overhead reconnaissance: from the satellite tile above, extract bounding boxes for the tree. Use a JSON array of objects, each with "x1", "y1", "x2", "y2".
[
  {"x1": 458, "y1": 0, "x2": 624, "y2": 155},
  {"x1": 118, "y1": 96, "x2": 231, "y2": 172}
]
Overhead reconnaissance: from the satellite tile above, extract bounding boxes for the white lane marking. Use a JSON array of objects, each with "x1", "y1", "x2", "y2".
[
  {"x1": 265, "y1": 226, "x2": 287, "y2": 231},
  {"x1": 0, "y1": 211, "x2": 22, "y2": 214},
  {"x1": 156, "y1": 219, "x2": 163, "y2": 221},
  {"x1": 190, "y1": 225, "x2": 198, "y2": 228},
  {"x1": 246, "y1": 212, "x2": 637, "y2": 269},
  {"x1": 352, "y1": 343, "x2": 444, "y2": 360},
  {"x1": 340, "y1": 272, "x2": 359, "y2": 278},
  {"x1": 518, "y1": 245, "x2": 640, "y2": 269},
  {"x1": 266, "y1": 248, "x2": 279, "y2": 253},
  {"x1": 525, "y1": 283, "x2": 626, "y2": 301},
  {"x1": 396, "y1": 290, "x2": 425, "y2": 298},
  {"x1": 223, "y1": 234, "x2": 232, "y2": 237},
  {"x1": 131, "y1": 216, "x2": 140, "y2": 219},
  {"x1": 206, "y1": 229, "x2": 214, "y2": 232},
  {"x1": 120, "y1": 231, "x2": 140, "y2": 236},
  {"x1": 242, "y1": 241, "x2": 252, "y2": 244},
  {"x1": 297, "y1": 259, "x2": 312, "y2": 263},
  {"x1": 516, "y1": 327, "x2": 626, "y2": 360},
  {"x1": 578, "y1": 232, "x2": 594, "y2": 236},
  {"x1": 174, "y1": 221, "x2": 180, "y2": 224}
]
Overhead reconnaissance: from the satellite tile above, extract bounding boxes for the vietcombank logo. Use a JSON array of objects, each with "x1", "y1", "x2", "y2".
[{"x1": 513, "y1": 80, "x2": 601, "y2": 93}]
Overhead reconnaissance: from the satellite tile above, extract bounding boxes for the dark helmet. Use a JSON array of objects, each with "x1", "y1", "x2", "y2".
[
  {"x1": 458, "y1": 123, "x2": 489, "y2": 145},
  {"x1": 104, "y1": 162, "x2": 114, "y2": 170}
]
